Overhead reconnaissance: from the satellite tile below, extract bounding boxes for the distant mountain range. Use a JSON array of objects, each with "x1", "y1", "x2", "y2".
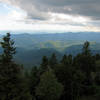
[{"x1": 0, "y1": 32, "x2": 100, "y2": 67}]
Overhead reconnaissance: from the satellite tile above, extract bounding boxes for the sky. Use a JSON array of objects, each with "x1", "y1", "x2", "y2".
[{"x1": 0, "y1": 0, "x2": 100, "y2": 32}]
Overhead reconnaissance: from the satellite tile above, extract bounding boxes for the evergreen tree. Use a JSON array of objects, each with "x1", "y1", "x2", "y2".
[
  {"x1": 55, "y1": 54, "x2": 74, "y2": 100},
  {"x1": 49, "y1": 53, "x2": 57, "y2": 68},
  {"x1": 54, "y1": 63, "x2": 73, "y2": 100},
  {"x1": 36, "y1": 68, "x2": 63, "y2": 100},
  {"x1": 61, "y1": 55, "x2": 67, "y2": 65},
  {"x1": 0, "y1": 33, "x2": 31, "y2": 100},
  {"x1": 29, "y1": 66, "x2": 40, "y2": 100},
  {"x1": 82, "y1": 41, "x2": 91, "y2": 55},
  {"x1": 72, "y1": 70, "x2": 85, "y2": 100},
  {"x1": 82, "y1": 41, "x2": 95, "y2": 78},
  {"x1": 40, "y1": 56, "x2": 49, "y2": 73},
  {"x1": 56, "y1": 54, "x2": 84, "y2": 100},
  {"x1": 0, "y1": 33, "x2": 16, "y2": 65},
  {"x1": 61, "y1": 54, "x2": 72, "y2": 65},
  {"x1": 74, "y1": 41, "x2": 96, "y2": 95}
]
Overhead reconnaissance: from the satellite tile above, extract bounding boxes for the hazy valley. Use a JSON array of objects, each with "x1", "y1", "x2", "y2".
[{"x1": 1, "y1": 32, "x2": 100, "y2": 67}]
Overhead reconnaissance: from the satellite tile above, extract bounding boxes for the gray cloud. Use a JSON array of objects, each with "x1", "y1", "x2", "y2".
[
  {"x1": 39, "y1": 0, "x2": 98, "y2": 6},
  {"x1": 35, "y1": 0, "x2": 100, "y2": 20},
  {"x1": 1, "y1": 0, "x2": 100, "y2": 25}
]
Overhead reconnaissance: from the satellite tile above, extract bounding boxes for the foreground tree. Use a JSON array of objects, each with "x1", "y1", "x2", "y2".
[
  {"x1": 36, "y1": 68, "x2": 63, "y2": 100},
  {"x1": 0, "y1": 33, "x2": 16, "y2": 64},
  {"x1": 82, "y1": 41, "x2": 95, "y2": 84},
  {"x1": 0, "y1": 33, "x2": 31, "y2": 100},
  {"x1": 29, "y1": 66, "x2": 40, "y2": 100},
  {"x1": 73, "y1": 41, "x2": 96, "y2": 96}
]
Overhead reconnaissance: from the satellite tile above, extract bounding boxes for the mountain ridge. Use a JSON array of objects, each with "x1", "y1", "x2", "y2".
[{"x1": 0, "y1": 32, "x2": 100, "y2": 67}]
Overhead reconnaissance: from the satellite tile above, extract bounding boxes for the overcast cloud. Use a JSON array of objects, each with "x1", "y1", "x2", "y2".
[{"x1": 0, "y1": 0, "x2": 100, "y2": 31}]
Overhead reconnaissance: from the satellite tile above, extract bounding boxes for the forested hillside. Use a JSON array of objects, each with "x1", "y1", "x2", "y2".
[
  {"x1": 0, "y1": 33, "x2": 100, "y2": 100},
  {"x1": 1, "y1": 32, "x2": 100, "y2": 67}
]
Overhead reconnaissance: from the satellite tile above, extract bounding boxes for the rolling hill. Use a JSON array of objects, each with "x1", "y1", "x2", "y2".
[{"x1": 0, "y1": 32, "x2": 100, "y2": 67}]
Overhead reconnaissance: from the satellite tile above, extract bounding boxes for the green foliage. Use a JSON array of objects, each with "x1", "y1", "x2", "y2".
[
  {"x1": 49, "y1": 53, "x2": 58, "y2": 68},
  {"x1": 0, "y1": 33, "x2": 100, "y2": 100},
  {"x1": 0, "y1": 33, "x2": 32, "y2": 100},
  {"x1": 54, "y1": 57, "x2": 74, "y2": 100},
  {"x1": 0, "y1": 33, "x2": 16, "y2": 64},
  {"x1": 36, "y1": 68, "x2": 63, "y2": 100},
  {"x1": 82, "y1": 41, "x2": 91, "y2": 55},
  {"x1": 29, "y1": 66, "x2": 40, "y2": 99},
  {"x1": 40, "y1": 56, "x2": 49, "y2": 73}
]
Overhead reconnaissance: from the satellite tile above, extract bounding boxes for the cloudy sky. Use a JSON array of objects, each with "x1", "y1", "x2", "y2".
[{"x1": 0, "y1": 0, "x2": 100, "y2": 32}]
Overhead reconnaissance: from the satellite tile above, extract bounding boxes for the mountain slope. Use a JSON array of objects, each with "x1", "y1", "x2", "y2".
[{"x1": 0, "y1": 32, "x2": 100, "y2": 67}]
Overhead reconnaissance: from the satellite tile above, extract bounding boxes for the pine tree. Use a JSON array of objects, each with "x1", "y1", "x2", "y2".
[
  {"x1": 82, "y1": 41, "x2": 91, "y2": 55},
  {"x1": 82, "y1": 41, "x2": 95, "y2": 76},
  {"x1": 40, "y1": 56, "x2": 49, "y2": 73},
  {"x1": 74, "y1": 41, "x2": 96, "y2": 95},
  {"x1": 36, "y1": 68, "x2": 63, "y2": 100},
  {"x1": 29, "y1": 66, "x2": 40, "y2": 100},
  {"x1": 0, "y1": 33, "x2": 32, "y2": 100},
  {"x1": 61, "y1": 54, "x2": 67, "y2": 65},
  {"x1": 0, "y1": 33, "x2": 16, "y2": 65},
  {"x1": 54, "y1": 63, "x2": 73, "y2": 100},
  {"x1": 49, "y1": 53, "x2": 57, "y2": 68}
]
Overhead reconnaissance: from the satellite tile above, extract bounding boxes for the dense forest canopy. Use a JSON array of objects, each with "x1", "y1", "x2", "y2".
[{"x1": 0, "y1": 33, "x2": 100, "y2": 100}]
